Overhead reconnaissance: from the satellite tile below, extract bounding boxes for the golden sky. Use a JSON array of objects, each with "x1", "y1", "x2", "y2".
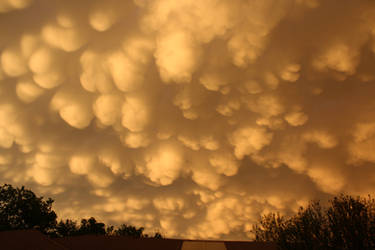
[{"x1": 1, "y1": 0, "x2": 375, "y2": 240}]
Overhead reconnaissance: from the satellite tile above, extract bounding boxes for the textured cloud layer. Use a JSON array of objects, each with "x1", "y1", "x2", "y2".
[{"x1": 1, "y1": 0, "x2": 375, "y2": 240}]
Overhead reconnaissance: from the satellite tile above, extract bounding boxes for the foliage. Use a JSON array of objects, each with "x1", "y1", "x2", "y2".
[
  {"x1": 53, "y1": 219, "x2": 161, "y2": 238},
  {"x1": 112, "y1": 224, "x2": 163, "y2": 238},
  {"x1": 252, "y1": 194, "x2": 375, "y2": 249},
  {"x1": 114, "y1": 224, "x2": 145, "y2": 238},
  {"x1": 78, "y1": 217, "x2": 106, "y2": 235},
  {"x1": 153, "y1": 232, "x2": 163, "y2": 239},
  {"x1": 54, "y1": 217, "x2": 106, "y2": 237},
  {"x1": 0, "y1": 184, "x2": 57, "y2": 233},
  {"x1": 55, "y1": 219, "x2": 79, "y2": 237},
  {"x1": 106, "y1": 225, "x2": 114, "y2": 235},
  {"x1": 0, "y1": 183, "x2": 163, "y2": 239}
]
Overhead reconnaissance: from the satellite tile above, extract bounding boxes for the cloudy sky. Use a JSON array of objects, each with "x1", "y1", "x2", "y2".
[{"x1": 1, "y1": 0, "x2": 375, "y2": 240}]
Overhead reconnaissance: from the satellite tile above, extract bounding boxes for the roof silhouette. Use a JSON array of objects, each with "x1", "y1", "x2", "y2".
[
  {"x1": 0, "y1": 230, "x2": 68, "y2": 250},
  {"x1": 0, "y1": 230, "x2": 277, "y2": 250}
]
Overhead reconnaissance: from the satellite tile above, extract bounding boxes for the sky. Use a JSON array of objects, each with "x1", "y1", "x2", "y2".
[{"x1": 1, "y1": 0, "x2": 375, "y2": 240}]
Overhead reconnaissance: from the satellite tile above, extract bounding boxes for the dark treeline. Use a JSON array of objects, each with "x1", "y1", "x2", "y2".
[
  {"x1": 0, "y1": 184, "x2": 162, "y2": 238},
  {"x1": 252, "y1": 194, "x2": 375, "y2": 249}
]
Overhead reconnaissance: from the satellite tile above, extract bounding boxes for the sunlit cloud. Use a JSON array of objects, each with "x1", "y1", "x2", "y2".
[{"x1": 1, "y1": 0, "x2": 375, "y2": 240}]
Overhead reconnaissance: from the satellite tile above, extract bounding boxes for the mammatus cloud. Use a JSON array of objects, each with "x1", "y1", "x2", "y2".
[{"x1": 1, "y1": 0, "x2": 375, "y2": 240}]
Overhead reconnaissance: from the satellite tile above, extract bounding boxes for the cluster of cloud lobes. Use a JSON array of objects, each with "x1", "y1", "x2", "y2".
[{"x1": 2, "y1": 0, "x2": 375, "y2": 240}]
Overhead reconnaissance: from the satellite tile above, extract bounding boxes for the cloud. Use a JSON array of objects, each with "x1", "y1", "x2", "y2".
[
  {"x1": 229, "y1": 126, "x2": 273, "y2": 159},
  {"x1": 142, "y1": 143, "x2": 184, "y2": 186},
  {"x1": 2, "y1": 0, "x2": 375, "y2": 241},
  {"x1": 0, "y1": 0, "x2": 33, "y2": 13},
  {"x1": 1, "y1": 47, "x2": 28, "y2": 77},
  {"x1": 155, "y1": 31, "x2": 199, "y2": 83},
  {"x1": 121, "y1": 95, "x2": 150, "y2": 132}
]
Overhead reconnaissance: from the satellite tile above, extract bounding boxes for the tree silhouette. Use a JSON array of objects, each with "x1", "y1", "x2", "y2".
[
  {"x1": 153, "y1": 232, "x2": 163, "y2": 239},
  {"x1": 78, "y1": 217, "x2": 106, "y2": 235},
  {"x1": 55, "y1": 219, "x2": 79, "y2": 237},
  {"x1": 252, "y1": 194, "x2": 375, "y2": 249},
  {"x1": 114, "y1": 224, "x2": 145, "y2": 238},
  {"x1": 0, "y1": 183, "x2": 164, "y2": 239},
  {"x1": 0, "y1": 184, "x2": 56, "y2": 233}
]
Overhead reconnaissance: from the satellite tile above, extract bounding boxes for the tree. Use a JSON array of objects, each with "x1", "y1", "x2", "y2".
[
  {"x1": 53, "y1": 217, "x2": 109, "y2": 237},
  {"x1": 114, "y1": 224, "x2": 145, "y2": 238},
  {"x1": 0, "y1": 183, "x2": 164, "y2": 239},
  {"x1": 153, "y1": 232, "x2": 163, "y2": 239},
  {"x1": 0, "y1": 184, "x2": 57, "y2": 233},
  {"x1": 252, "y1": 194, "x2": 375, "y2": 249},
  {"x1": 55, "y1": 219, "x2": 79, "y2": 237},
  {"x1": 78, "y1": 217, "x2": 106, "y2": 235},
  {"x1": 106, "y1": 225, "x2": 114, "y2": 235},
  {"x1": 326, "y1": 195, "x2": 375, "y2": 249}
]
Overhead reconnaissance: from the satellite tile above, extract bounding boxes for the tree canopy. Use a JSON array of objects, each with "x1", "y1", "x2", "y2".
[
  {"x1": 114, "y1": 224, "x2": 145, "y2": 238},
  {"x1": 252, "y1": 194, "x2": 375, "y2": 249},
  {"x1": 54, "y1": 217, "x2": 107, "y2": 237},
  {"x1": 54, "y1": 218, "x2": 164, "y2": 238},
  {"x1": 0, "y1": 183, "x2": 162, "y2": 238},
  {"x1": 0, "y1": 184, "x2": 56, "y2": 233}
]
